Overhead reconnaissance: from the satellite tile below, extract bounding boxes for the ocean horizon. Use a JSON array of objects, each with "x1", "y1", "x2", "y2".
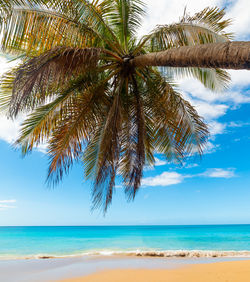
[{"x1": 1, "y1": 224, "x2": 250, "y2": 260}]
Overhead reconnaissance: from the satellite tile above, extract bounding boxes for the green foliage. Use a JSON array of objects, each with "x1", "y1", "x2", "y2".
[{"x1": 0, "y1": 1, "x2": 232, "y2": 212}]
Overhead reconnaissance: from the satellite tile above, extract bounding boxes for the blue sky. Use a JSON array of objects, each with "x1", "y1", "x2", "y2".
[{"x1": 0, "y1": 0, "x2": 250, "y2": 225}]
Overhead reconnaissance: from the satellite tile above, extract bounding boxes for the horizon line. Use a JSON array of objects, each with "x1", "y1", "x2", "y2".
[{"x1": 1, "y1": 223, "x2": 250, "y2": 227}]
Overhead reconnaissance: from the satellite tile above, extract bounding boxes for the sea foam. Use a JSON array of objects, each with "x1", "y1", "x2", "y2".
[{"x1": 2, "y1": 249, "x2": 250, "y2": 260}]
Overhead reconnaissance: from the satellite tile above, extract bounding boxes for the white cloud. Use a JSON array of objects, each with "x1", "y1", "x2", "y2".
[
  {"x1": 0, "y1": 199, "x2": 16, "y2": 203},
  {"x1": 0, "y1": 199, "x2": 17, "y2": 210},
  {"x1": 196, "y1": 102, "x2": 228, "y2": 120},
  {"x1": 205, "y1": 141, "x2": 220, "y2": 154},
  {"x1": 141, "y1": 167, "x2": 235, "y2": 187},
  {"x1": 154, "y1": 157, "x2": 167, "y2": 166},
  {"x1": 192, "y1": 141, "x2": 219, "y2": 155},
  {"x1": 229, "y1": 70, "x2": 250, "y2": 88},
  {"x1": 142, "y1": 171, "x2": 183, "y2": 187},
  {"x1": 180, "y1": 90, "x2": 229, "y2": 121},
  {"x1": 0, "y1": 115, "x2": 24, "y2": 143},
  {"x1": 208, "y1": 121, "x2": 226, "y2": 136},
  {"x1": 202, "y1": 168, "x2": 236, "y2": 178},
  {"x1": 0, "y1": 56, "x2": 23, "y2": 144},
  {"x1": 226, "y1": 0, "x2": 250, "y2": 39},
  {"x1": 0, "y1": 114, "x2": 48, "y2": 153},
  {"x1": 228, "y1": 121, "x2": 250, "y2": 128},
  {"x1": 36, "y1": 143, "x2": 48, "y2": 154},
  {"x1": 180, "y1": 77, "x2": 250, "y2": 105},
  {"x1": 184, "y1": 163, "x2": 199, "y2": 169}
]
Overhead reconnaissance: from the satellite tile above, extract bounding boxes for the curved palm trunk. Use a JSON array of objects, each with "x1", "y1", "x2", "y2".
[{"x1": 132, "y1": 41, "x2": 250, "y2": 70}]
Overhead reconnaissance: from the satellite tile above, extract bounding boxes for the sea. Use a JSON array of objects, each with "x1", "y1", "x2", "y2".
[{"x1": 1, "y1": 225, "x2": 250, "y2": 259}]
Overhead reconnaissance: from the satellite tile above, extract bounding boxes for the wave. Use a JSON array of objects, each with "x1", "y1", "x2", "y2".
[
  {"x1": 1, "y1": 250, "x2": 250, "y2": 260},
  {"x1": 83, "y1": 250, "x2": 250, "y2": 258}
]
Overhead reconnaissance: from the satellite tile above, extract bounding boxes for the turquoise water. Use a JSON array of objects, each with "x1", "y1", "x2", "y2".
[{"x1": 1, "y1": 225, "x2": 250, "y2": 259}]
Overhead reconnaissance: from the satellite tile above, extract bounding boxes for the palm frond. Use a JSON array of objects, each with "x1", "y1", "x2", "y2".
[
  {"x1": 91, "y1": 79, "x2": 123, "y2": 212},
  {"x1": 83, "y1": 123, "x2": 103, "y2": 180},
  {"x1": 182, "y1": 6, "x2": 232, "y2": 36},
  {"x1": 106, "y1": 0, "x2": 145, "y2": 51},
  {"x1": 142, "y1": 69, "x2": 208, "y2": 160},
  {"x1": 16, "y1": 74, "x2": 99, "y2": 153},
  {"x1": 124, "y1": 74, "x2": 145, "y2": 199},
  {"x1": 163, "y1": 67, "x2": 231, "y2": 92},
  {"x1": 47, "y1": 79, "x2": 109, "y2": 185},
  {"x1": 0, "y1": 0, "x2": 46, "y2": 16},
  {"x1": 1, "y1": 8, "x2": 96, "y2": 56},
  {"x1": 0, "y1": 0, "x2": 41, "y2": 31},
  {"x1": 141, "y1": 7, "x2": 232, "y2": 53},
  {"x1": 0, "y1": 0, "x2": 11, "y2": 19},
  {"x1": 118, "y1": 74, "x2": 153, "y2": 200},
  {"x1": 40, "y1": 0, "x2": 124, "y2": 52},
  {"x1": 76, "y1": 0, "x2": 124, "y2": 55},
  {"x1": 8, "y1": 47, "x2": 101, "y2": 117},
  {"x1": 155, "y1": 89, "x2": 208, "y2": 158},
  {"x1": 0, "y1": 69, "x2": 16, "y2": 112}
]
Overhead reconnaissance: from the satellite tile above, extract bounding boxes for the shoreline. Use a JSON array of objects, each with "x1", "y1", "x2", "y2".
[
  {"x1": 0, "y1": 255, "x2": 249, "y2": 281},
  {"x1": 2, "y1": 249, "x2": 250, "y2": 261}
]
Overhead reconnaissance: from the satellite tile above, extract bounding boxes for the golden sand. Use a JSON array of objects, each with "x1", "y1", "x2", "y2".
[{"x1": 61, "y1": 260, "x2": 250, "y2": 282}]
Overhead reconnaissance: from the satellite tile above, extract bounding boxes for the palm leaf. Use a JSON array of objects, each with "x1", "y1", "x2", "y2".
[
  {"x1": 76, "y1": 0, "x2": 124, "y2": 55},
  {"x1": 47, "y1": 78, "x2": 109, "y2": 185},
  {"x1": 123, "y1": 74, "x2": 145, "y2": 199},
  {"x1": 16, "y1": 74, "x2": 100, "y2": 152},
  {"x1": 141, "y1": 69, "x2": 208, "y2": 160},
  {"x1": 106, "y1": 0, "x2": 145, "y2": 51},
  {"x1": 1, "y1": 8, "x2": 97, "y2": 56},
  {"x1": 0, "y1": 69, "x2": 16, "y2": 112},
  {"x1": 91, "y1": 79, "x2": 123, "y2": 212},
  {"x1": 182, "y1": 6, "x2": 232, "y2": 36},
  {"x1": 8, "y1": 47, "x2": 101, "y2": 117},
  {"x1": 163, "y1": 67, "x2": 231, "y2": 92},
  {"x1": 140, "y1": 7, "x2": 232, "y2": 53}
]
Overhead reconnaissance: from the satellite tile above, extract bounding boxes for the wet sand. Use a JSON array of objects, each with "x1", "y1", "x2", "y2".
[
  {"x1": 0, "y1": 256, "x2": 249, "y2": 281},
  {"x1": 61, "y1": 260, "x2": 250, "y2": 282}
]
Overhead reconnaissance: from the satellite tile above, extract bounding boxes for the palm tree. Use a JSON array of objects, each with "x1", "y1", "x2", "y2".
[{"x1": 0, "y1": 1, "x2": 248, "y2": 211}]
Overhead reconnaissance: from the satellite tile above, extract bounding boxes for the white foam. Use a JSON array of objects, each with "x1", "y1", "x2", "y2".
[{"x1": 1, "y1": 249, "x2": 250, "y2": 260}]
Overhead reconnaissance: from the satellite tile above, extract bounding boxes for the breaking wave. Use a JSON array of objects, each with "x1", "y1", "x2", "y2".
[{"x1": 2, "y1": 249, "x2": 250, "y2": 260}]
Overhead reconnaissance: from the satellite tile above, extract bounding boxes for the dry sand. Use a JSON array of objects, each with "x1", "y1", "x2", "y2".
[{"x1": 61, "y1": 260, "x2": 250, "y2": 282}]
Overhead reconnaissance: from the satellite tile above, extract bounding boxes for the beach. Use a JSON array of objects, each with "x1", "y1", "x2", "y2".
[
  {"x1": 0, "y1": 256, "x2": 250, "y2": 281},
  {"x1": 1, "y1": 225, "x2": 250, "y2": 281},
  {"x1": 61, "y1": 260, "x2": 250, "y2": 282}
]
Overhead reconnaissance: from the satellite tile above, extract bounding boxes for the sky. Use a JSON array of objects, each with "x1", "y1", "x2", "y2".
[{"x1": 0, "y1": 0, "x2": 250, "y2": 226}]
